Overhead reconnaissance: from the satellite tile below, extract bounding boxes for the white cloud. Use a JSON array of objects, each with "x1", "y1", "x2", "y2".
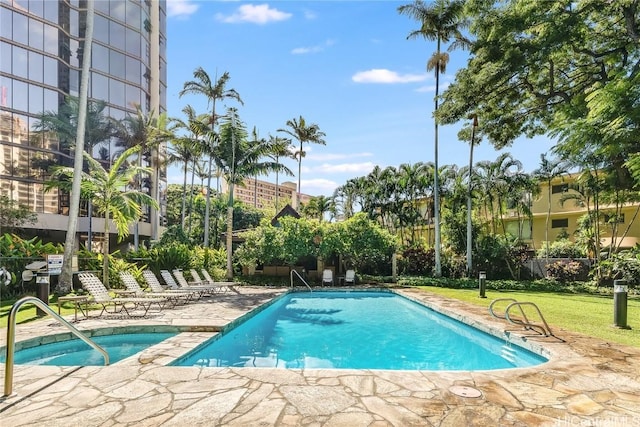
[
  {"x1": 352, "y1": 69, "x2": 428, "y2": 84},
  {"x1": 306, "y1": 152, "x2": 373, "y2": 161},
  {"x1": 166, "y1": 0, "x2": 199, "y2": 18},
  {"x1": 315, "y1": 162, "x2": 377, "y2": 174},
  {"x1": 301, "y1": 178, "x2": 340, "y2": 194},
  {"x1": 291, "y1": 39, "x2": 336, "y2": 55},
  {"x1": 216, "y1": 4, "x2": 292, "y2": 24}
]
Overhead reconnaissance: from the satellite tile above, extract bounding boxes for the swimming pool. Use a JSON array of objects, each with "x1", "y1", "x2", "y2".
[
  {"x1": 172, "y1": 291, "x2": 547, "y2": 370},
  {"x1": 1, "y1": 331, "x2": 177, "y2": 366}
]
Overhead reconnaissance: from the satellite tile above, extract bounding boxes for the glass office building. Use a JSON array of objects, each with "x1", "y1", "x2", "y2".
[{"x1": 0, "y1": 0, "x2": 167, "y2": 249}]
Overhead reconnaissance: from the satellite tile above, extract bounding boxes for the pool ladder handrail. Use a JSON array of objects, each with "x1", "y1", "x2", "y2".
[
  {"x1": 489, "y1": 298, "x2": 561, "y2": 340},
  {"x1": 290, "y1": 269, "x2": 312, "y2": 292},
  {"x1": 3, "y1": 296, "x2": 110, "y2": 397}
]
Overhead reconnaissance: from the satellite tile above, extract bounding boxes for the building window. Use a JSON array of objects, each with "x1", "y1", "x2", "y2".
[
  {"x1": 551, "y1": 218, "x2": 568, "y2": 228},
  {"x1": 604, "y1": 213, "x2": 624, "y2": 224},
  {"x1": 551, "y1": 183, "x2": 569, "y2": 194}
]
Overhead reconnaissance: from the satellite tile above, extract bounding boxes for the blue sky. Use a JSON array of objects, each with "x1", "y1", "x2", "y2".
[{"x1": 165, "y1": 0, "x2": 555, "y2": 197}]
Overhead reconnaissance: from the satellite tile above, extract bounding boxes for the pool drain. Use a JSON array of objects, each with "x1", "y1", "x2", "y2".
[{"x1": 449, "y1": 385, "x2": 483, "y2": 398}]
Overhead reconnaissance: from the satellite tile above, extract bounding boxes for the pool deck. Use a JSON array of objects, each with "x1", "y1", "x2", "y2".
[{"x1": 1, "y1": 285, "x2": 639, "y2": 426}]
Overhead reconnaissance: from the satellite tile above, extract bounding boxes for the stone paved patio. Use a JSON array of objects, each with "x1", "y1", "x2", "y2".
[{"x1": 1, "y1": 285, "x2": 639, "y2": 426}]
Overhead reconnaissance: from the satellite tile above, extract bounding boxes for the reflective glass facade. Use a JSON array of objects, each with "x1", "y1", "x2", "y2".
[{"x1": 0, "y1": 0, "x2": 166, "y2": 241}]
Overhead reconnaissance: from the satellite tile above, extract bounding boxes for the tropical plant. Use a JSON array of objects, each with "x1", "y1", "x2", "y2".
[
  {"x1": 278, "y1": 116, "x2": 326, "y2": 207},
  {"x1": 179, "y1": 68, "x2": 243, "y2": 248},
  {"x1": 267, "y1": 134, "x2": 294, "y2": 212},
  {"x1": 46, "y1": 146, "x2": 158, "y2": 287},
  {"x1": 0, "y1": 196, "x2": 37, "y2": 235},
  {"x1": 532, "y1": 153, "x2": 570, "y2": 262},
  {"x1": 398, "y1": 0, "x2": 467, "y2": 277},
  {"x1": 214, "y1": 108, "x2": 291, "y2": 279}
]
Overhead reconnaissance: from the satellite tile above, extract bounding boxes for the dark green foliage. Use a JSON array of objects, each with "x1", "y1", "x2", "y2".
[
  {"x1": 546, "y1": 260, "x2": 589, "y2": 283},
  {"x1": 399, "y1": 246, "x2": 434, "y2": 275}
]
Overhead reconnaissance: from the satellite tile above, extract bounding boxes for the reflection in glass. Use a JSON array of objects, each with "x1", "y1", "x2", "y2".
[
  {"x1": 12, "y1": 45, "x2": 28, "y2": 78},
  {"x1": 28, "y1": 51, "x2": 43, "y2": 83},
  {"x1": 0, "y1": 42, "x2": 10, "y2": 73},
  {"x1": 29, "y1": 17, "x2": 44, "y2": 50},
  {"x1": 0, "y1": 7, "x2": 12, "y2": 39},
  {"x1": 12, "y1": 11, "x2": 27, "y2": 45},
  {"x1": 44, "y1": 23, "x2": 58, "y2": 55},
  {"x1": 43, "y1": 56, "x2": 58, "y2": 87}
]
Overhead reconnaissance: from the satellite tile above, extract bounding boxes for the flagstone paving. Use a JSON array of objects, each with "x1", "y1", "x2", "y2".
[{"x1": 1, "y1": 285, "x2": 638, "y2": 426}]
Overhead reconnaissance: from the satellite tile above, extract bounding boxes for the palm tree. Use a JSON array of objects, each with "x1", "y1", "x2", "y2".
[
  {"x1": 179, "y1": 68, "x2": 243, "y2": 248},
  {"x1": 398, "y1": 0, "x2": 466, "y2": 276},
  {"x1": 267, "y1": 134, "x2": 293, "y2": 212},
  {"x1": 168, "y1": 136, "x2": 198, "y2": 228},
  {"x1": 172, "y1": 105, "x2": 210, "y2": 233},
  {"x1": 278, "y1": 116, "x2": 326, "y2": 208},
  {"x1": 303, "y1": 195, "x2": 335, "y2": 222},
  {"x1": 113, "y1": 106, "x2": 173, "y2": 248},
  {"x1": 214, "y1": 108, "x2": 291, "y2": 279},
  {"x1": 47, "y1": 146, "x2": 157, "y2": 287},
  {"x1": 532, "y1": 153, "x2": 569, "y2": 261}
]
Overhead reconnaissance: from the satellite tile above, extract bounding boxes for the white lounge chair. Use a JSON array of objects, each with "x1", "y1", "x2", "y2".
[
  {"x1": 197, "y1": 268, "x2": 233, "y2": 294},
  {"x1": 78, "y1": 272, "x2": 167, "y2": 317},
  {"x1": 344, "y1": 269, "x2": 356, "y2": 285},
  {"x1": 119, "y1": 271, "x2": 190, "y2": 306},
  {"x1": 144, "y1": 270, "x2": 200, "y2": 300},
  {"x1": 322, "y1": 269, "x2": 334, "y2": 286}
]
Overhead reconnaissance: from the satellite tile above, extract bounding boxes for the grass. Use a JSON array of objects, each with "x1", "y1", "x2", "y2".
[
  {"x1": 418, "y1": 286, "x2": 640, "y2": 348},
  {"x1": 0, "y1": 294, "x2": 100, "y2": 329}
]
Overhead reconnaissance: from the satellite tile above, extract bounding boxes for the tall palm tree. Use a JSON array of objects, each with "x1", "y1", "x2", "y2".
[
  {"x1": 532, "y1": 153, "x2": 569, "y2": 261},
  {"x1": 179, "y1": 68, "x2": 243, "y2": 248},
  {"x1": 168, "y1": 136, "x2": 198, "y2": 228},
  {"x1": 267, "y1": 134, "x2": 293, "y2": 212},
  {"x1": 214, "y1": 108, "x2": 291, "y2": 279},
  {"x1": 113, "y1": 106, "x2": 173, "y2": 248},
  {"x1": 278, "y1": 116, "x2": 326, "y2": 208},
  {"x1": 398, "y1": 0, "x2": 466, "y2": 276},
  {"x1": 47, "y1": 146, "x2": 157, "y2": 287},
  {"x1": 172, "y1": 105, "x2": 210, "y2": 233}
]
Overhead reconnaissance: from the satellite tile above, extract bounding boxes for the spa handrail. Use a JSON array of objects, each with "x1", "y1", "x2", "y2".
[
  {"x1": 3, "y1": 296, "x2": 110, "y2": 397},
  {"x1": 290, "y1": 269, "x2": 312, "y2": 292}
]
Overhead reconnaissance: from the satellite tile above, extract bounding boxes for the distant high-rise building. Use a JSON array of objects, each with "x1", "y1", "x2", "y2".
[
  {"x1": 0, "y1": 0, "x2": 167, "y2": 249},
  {"x1": 221, "y1": 178, "x2": 312, "y2": 211}
]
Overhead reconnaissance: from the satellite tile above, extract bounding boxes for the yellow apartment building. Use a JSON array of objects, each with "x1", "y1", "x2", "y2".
[
  {"x1": 221, "y1": 178, "x2": 312, "y2": 211},
  {"x1": 503, "y1": 173, "x2": 640, "y2": 252}
]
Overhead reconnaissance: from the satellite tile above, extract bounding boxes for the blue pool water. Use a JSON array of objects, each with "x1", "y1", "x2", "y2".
[
  {"x1": 173, "y1": 291, "x2": 547, "y2": 370},
  {"x1": 2, "y1": 332, "x2": 177, "y2": 366}
]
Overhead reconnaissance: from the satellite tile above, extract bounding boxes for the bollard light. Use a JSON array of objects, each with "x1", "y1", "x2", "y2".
[
  {"x1": 613, "y1": 279, "x2": 629, "y2": 329},
  {"x1": 478, "y1": 271, "x2": 487, "y2": 298}
]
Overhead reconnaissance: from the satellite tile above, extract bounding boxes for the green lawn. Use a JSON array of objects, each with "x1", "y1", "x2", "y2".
[
  {"x1": 0, "y1": 295, "x2": 99, "y2": 328},
  {"x1": 418, "y1": 286, "x2": 640, "y2": 348}
]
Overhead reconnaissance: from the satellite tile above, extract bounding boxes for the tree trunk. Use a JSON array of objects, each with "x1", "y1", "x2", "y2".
[
  {"x1": 225, "y1": 197, "x2": 234, "y2": 280},
  {"x1": 103, "y1": 209, "x2": 110, "y2": 287},
  {"x1": 433, "y1": 37, "x2": 442, "y2": 277},
  {"x1": 181, "y1": 162, "x2": 188, "y2": 228},
  {"x1": 203, "y1": 154, "x2": 213, "y2": 247},
  {"x1": 57, "y1": 0, "x2": 95, "y2": 294}
]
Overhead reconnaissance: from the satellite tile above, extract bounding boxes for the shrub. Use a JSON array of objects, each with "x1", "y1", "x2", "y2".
[
  {"x1": 546, "y1": 260, "x2": 589, "y2": 283},
  {"x1": 537, "y1": 239, "x2": 586, "y2": 258},
  {"x1": 399, "y1": 245, "x2": 433, "y2": 275}
]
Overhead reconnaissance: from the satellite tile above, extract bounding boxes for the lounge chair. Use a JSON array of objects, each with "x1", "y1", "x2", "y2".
[
  {"x1": 194, "y1": 269, "x2": 232, "y2": 294},
  {"x1": 161, "y1": 270, "x2": 215, "y2": 296},
  {"x1": 142, "y1": 270, "x2": 200, "y2": 301},
  {"x1": 78, "y1": 272, "x2": 168, "y2": 317},
  {"x1": 172, "y1": 269, "x2": 223, "y2": 294},
  {"x1": 322, "y1": 269, "x2": 334, "y2": 286},
  {"x1": 119, "y1": 271, "x2": 190, "y2": 306},
  {"x1": 344, "y1": 269, "x2": 356, "y2": 285}
]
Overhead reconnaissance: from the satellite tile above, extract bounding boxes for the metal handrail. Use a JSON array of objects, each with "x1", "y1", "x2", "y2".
[
  {"x1": 505, "y1": 301, "x2": 558, "y2": 338},
  {"x1": 3, "y1": 296, "x2": 110, "y2": 397},
  {"x1": 489, "y1": 298, "x2": 531, "y2": 327},
  {"x1": 290, "y1": 269, "x2": 312, "y2": 292}
]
